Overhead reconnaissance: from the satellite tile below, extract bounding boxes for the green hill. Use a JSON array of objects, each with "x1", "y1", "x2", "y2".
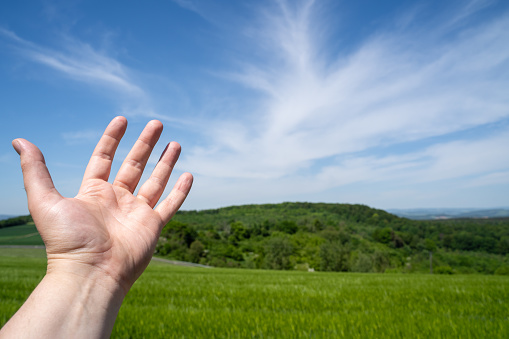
[
  {"x1": 2, "y1": 203, "x2": 508, "y2": 274},
  {"x1": 0, "y1": 223, "x2": 43, "y2": 246},
  {"x1": 0, "y1": 215, "x2": 33, "y2": 229},
  {"x1": 162, "y1": 202, "x2": 509, "y2": 274}
]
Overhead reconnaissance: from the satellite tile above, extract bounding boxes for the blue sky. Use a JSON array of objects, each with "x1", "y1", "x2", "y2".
[{"x1": 1, "y1": 0, "x2": 508, "y2": 215}]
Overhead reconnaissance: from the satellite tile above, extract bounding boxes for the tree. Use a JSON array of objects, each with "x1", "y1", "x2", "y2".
[
  {"x1": 319, "y1": 241, "x2": 349, "y2": 272},
  {"x1": 373, "y1": 227, "x2": 392, "y2": 244},
  {"x1": 264, "y1": 236, "x2": 294, "y2": 270},
  {"x1": 424, "y1": 239, "x2": 436, "y2": 274},
  {"x1": 373, "y1": 250, "x2": 390, "y2": 273},
  {"x1": 229, "y1": 221, "x2": 249, "y2": 244},
  {"x1": 276, "y1": 220, "x2": 298, "y2": 234},
  {"x1": 161, "y1": 221, "x2": 197, "y2": 247},
  {"x1": 189, "y1": 240, "x2": 205, "y2": 263},
  {"x1": 496, "y1": 237, "x2": 509, "y2": 255}
]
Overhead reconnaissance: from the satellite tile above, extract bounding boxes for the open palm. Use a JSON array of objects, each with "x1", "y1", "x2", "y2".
[{"x1": 14, "y1": 117, "x2": 192, "y2": 293}]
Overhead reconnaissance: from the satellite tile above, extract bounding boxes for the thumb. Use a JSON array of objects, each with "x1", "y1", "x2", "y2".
[{"x1": 13, "y1": 139, "x2": 62, "y2": 211}]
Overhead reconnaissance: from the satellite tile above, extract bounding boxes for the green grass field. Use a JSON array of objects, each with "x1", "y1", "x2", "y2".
[
  {"x1": 0, "y1": 223, "x2": 43, "y2": 246},
  {"x1": 1, "y1": 248, "x2": 508, "y2": 338}
]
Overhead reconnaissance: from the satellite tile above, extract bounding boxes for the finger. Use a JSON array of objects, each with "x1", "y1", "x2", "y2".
[
  {"x1": 155, "y1": 173, "x2": 193, "y2": 225},
  {"x1": 137, "y1": 142, "x2": 181, "y2": 208},
  {"x1": 113, "y1": 120, "x2": 163, "y2": 193},
  {"x1": 12, "y1": 139, "x2": 62, "y2": 211},
  {"x1": 81, "y1": 116, "x2": 128, "y2": 183}
]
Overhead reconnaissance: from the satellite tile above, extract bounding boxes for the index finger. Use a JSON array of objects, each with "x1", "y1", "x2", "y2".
[{"x1": 81, "y1": 116, "x2": 128, "y2": 184}]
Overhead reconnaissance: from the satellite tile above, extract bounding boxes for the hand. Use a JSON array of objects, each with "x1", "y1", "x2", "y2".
[
  {"x1": 13, "y1": 116, "x2": 193, "y2": 292},
  {"x1": 1, "y1": 116, "x2": 192, "y2": 338}
]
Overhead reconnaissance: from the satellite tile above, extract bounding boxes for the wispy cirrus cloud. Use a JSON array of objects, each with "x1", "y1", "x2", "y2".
[
  {"x1": 61, "y1": 129, "x2": 102, "y2": 144},
  {"x1": 184, "y1": 129, "x2": 509, "y2": 209},
  {"x1": 170, "y1": 0, "x2": 246, "y2": 27},
  {"x1": 0, "y1": 152, "x2": 13, "y2": 164},
  {"x1": 465, "y1": 170, "x2": 509, "y2": 187},
  {"x1": 170, "y1": 0, "x2": 509, "y2": 209},
  {"x1": 0, "y1": 27, "x2": 188, "y2": 143},
  {"x1": 315, "y1": 131, "x2": 509, "y2": 187},
  {"x1": 0, "y1": 28, "x2": 143, "y2": 95},
  {"x1": 181, "y1": 0, "x2": 509, "y2": 186},
  {"x1": 1, "y1": 0, "x2": 508, "y2": 211}
]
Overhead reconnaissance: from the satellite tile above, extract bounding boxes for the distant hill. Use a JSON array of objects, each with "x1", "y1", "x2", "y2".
[
  {"x1": 160, "y1": 202, "x2": 509, "y2": 274},
  {"x1": 3, "y1": 203, "x2": 508, "y2": 274},
  {"x1": 0, "y1": 215, "x2": 33, "y2": 229},
  {"x1": 388, "y1": 208, "x2": 509, "y2": 220},
  {"x1": 0, "y1": 215, "x2": 17, "y2": 221}
]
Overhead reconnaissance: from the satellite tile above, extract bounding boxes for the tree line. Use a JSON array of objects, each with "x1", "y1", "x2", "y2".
[
  {"x1": 3, "y1": 203, "x2": 508, "y2": 274},
  {"x1": 0, "y1": 215, "x2": 33, "y2": 229},
  {"x1": 154, "y1": 203, "x2": 509, "y2": 274}
]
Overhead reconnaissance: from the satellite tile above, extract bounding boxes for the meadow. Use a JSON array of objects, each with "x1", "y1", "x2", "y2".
[
  {"x1": 0, "y1": 222, "x2": 43, "y2": 246},
  {"x1": 1, "y1": 248, "x2": 508, "y2": 338}
]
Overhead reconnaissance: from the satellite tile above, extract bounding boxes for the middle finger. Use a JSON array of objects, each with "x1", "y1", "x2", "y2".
[{"x1": 113, "y1": 120, "x2": 163, "y2": 193}]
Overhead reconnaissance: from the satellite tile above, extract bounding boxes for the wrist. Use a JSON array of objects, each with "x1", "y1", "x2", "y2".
[
  {"x1": 46, "y1": 257, "x2": 129, "y2": 299},
  {"x1": 51, "y1": 269, "x2": 125, "y2": 338},
  {"x1": 1, "y1": 266, "x2": 126, "y2": 339}
]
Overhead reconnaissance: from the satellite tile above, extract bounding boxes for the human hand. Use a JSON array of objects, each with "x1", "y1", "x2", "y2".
[
  {"x1": 12, "y1": 116, "x2": 193, "y2": 294},
  {"x1": 1, "y1": 116, "x2": 192, "y2": 338}
]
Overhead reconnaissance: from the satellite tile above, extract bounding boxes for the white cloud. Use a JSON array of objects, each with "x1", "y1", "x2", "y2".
[
  {"x1": 170, "y1": 0, "x2": 242, "y2": 27},
  {"x1": 180, "y1": 1, "x2": 509, "y2": 183},
  {"x1": 171, "y1": 0, "x2": 199, "y2": 13},
  {"x1": 316, "y1": 131, "x2": 509, "y2": 187},
  {"x1": 465, "y1": 171, "x2": 509, "y2": 187},
  {"x1": 62, "y1": 129, "x2": 102, "y2": 144},
  {"x1": 2, "y1": 1, "x2": 508, "y2": 211},
  {"x1": 182, "y1": 131, "x2": 509, "y2": 210},
  {"x1": 0, "y1": 152, "x2": 13, "y2": 164},
  {"x1": 0, "y1": 27, "x2": 170, "y2": 126},
  {"x1": 443, "y1": 0, "x2": 495, "y2": 30},
  {"x1": 0, "y1": 28, "x2": 143, "y2": 95}
]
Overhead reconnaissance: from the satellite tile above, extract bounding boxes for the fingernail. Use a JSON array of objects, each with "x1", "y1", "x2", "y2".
[{"x1": 12, "y1": 139, "x2": 22, "y2": 155}]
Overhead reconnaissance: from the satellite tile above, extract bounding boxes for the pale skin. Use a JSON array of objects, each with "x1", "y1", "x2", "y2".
[{"x1": 0, "y1": 116, "x2": 193, "y2": 339}]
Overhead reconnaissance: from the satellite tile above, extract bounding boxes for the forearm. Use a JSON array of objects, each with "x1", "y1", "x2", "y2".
[{"x1": 0, "y1": 268, "x2": 125, "y2": 339}]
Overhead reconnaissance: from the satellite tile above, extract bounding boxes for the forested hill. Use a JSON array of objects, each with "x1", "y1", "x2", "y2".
[
  {"x1": 174, "y1": 202, "x2": 400, "y2": 229},
  {"x1": 0, "y1": 215, "x2": 33, "y2": 229},
  {"x1": 162, "y1": 202, "x2": 509, "y2": 274},
  {"x1": 2, "y1": 203, "x2": 508, "y2": 274}
]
